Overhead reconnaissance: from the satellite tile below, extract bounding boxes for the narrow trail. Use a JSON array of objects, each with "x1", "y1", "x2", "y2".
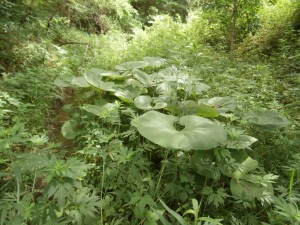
[{"x1": 50, "y1": 87, "x2": 76, "y2": 149}]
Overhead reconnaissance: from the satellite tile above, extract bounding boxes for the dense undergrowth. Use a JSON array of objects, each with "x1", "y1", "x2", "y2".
[{"x1": 0, "y1": 0, "x2": 300, "y2": 224}]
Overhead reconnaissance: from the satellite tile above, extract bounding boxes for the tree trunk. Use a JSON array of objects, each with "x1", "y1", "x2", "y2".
[
  {"x1": 230, "y1": 0, "x2": 239, "y2": 54},
  {"x1": 66, "y1": 0, "x2": 71, "y2": 28}
]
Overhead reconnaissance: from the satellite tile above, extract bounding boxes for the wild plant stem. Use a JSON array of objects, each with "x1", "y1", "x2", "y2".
[
  {"x1": 200, "y1": 177, "x2": 208, "y2": 218},
  {"x1": 155, "y1": 151, "x2": 168, "y2": 196},
  {"x1": 289, "y1": 169, "x2": 295, "y2": 195},
  {"x1": 16, "y1": 178, "x2": 20, "y2": 203},
  {"x1": 31, "y1": 172, "x2": 37, "y2": 193},
  {"x1": 100, "y1": 158, "x2": 105, "y2": 225}
]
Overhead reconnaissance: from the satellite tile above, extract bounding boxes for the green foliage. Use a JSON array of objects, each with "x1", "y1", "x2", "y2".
[
  {"x1": 58, "y1": 58, "x2": 291, "y2": 224},
  {"x1": 132, "y1": 111, "x2": 227, "y2": 150},
  {"x1": 238, "y1": 0, "x2": 300, "y2": 57},
  {"x1": 1, "y1": 0, "x2": 299, "y2": 224},
  {"x1": 0, "y1": 68, "x2": 60, "y2": 129}
]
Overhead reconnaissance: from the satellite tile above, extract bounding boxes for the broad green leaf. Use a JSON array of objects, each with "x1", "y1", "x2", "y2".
[
  {"x1": 230, "y1": 178, "x2": 258, "y2": 201},
  {"x1": 134, "y1": 95, "x2": 167, "y2": 110},
  {"x1": 244, "y1": 110, "x2": 290, "y2": 130},
  {"x1": 86, "y1": 67, "x2": 127, "y2": 79},
  {"x1": 197, "y1": 103, "x2": 219, "y2": 117},
  {"x1": 156, "y1": 82, "x2": 176, "y2": 96},
  {"x1": 115, "y1": 61, "x2": 149, "y2": 70},
  {"x1": 158, "y1": 66, "x2": 179, "y2": 78},
  {"x1": 132, "y1": 111, "x2": 226, "y2": 150},
  {"x1": 178, "y1": 100, "x2": 203, "y2": 115},
  {"x1": 230, "y1": 177, "x2": 273, "y2": 201},
  {"x1": 94, "y1": 70, "x2": 132, "y2": 80},
  {"x1": 17, "y1": 152, "x2": 49, "y2": 171},
  {"x1": 191, "y1": 151, "x2": 217, "y2": 179},
  {"x1": 84, "y1": 68, "x2": 106, "y2": 75},
  {"x1": 132, "y1": 69, "x2": 153, "y2": 86},
  {"x1": 208, "y1": 97, "x2": 236, "y2": 113},
  {"x1": 95, "y1": 70, "x2": 121, "y2": 78},
  {"x1": 54, "y1": 78, "x2": 71, "y2": 88},
  {"x1": 71, "y1": 77, "x2": 89, "y2": 87},
  {"x1": 193, "y1": 83, "x2": 210, "y2": 95},
  {"x1": 125, "y1": 78, "x2": 144, "y2": 89},
  {"x1": 229, "y1": 149, "x2": 258, "y2": 178},
  {"x1": 82, "y1": 103, "x2": 118, "y2": 118},
  {"x1": 84, "y1": 69, "x2": 117, "y2": 92},
  {"x1": 226, "y1": 135, "x2": 257, "y2": 149},
  {"x1": 114, "y1": 87, "x2": 140, "y2": 103},
  {"x1": 232, "y1": 156, "x2": 258, "y2": 179},
  {"x1": 61, "y1": 120, "x2": 77, "y2": 139},
  {"x1": 143, "y1": 57, "x2": 166, "y2": 67},
  {"x1": 125, "y1": 78, "x2": 148, "y2": 94},
  {"x1": 166, "y1": 101, "x2": 219, "y2": 117}
]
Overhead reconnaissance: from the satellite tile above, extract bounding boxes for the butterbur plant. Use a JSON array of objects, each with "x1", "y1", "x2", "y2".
[{"x1": 60, "y1": 57, "x2": 290, "y2": 223}]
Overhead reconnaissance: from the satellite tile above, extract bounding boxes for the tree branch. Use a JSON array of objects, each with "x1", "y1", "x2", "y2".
[{"x1": 58, "y1": 42, "x2": 89, "y2": 46}]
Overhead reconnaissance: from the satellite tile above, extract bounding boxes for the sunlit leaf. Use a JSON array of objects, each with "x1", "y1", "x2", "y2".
[
  {"x1": 143, "y1": 57, "x2": 166, "y2": 67},
  {"x1": 71, "y1": 77, "x2": 89, "y2": 87},
  {"x1": 165, "y1": 101, "x2": 219, "y2": 117},
  {"x1": 134, "y1": 95, "x2": 167, "y2": 110},
  {"x1": 230, "y1": 177, "x2": 273, "y2": 201},
  {"x1": 231, "y1": 150, "x2": 258, "y2": 179},
  {"x1": 82, "y1": 103, "x2": 118, "y2": 118},
  {"x1": 208, "y1": 97, "x2": 236, "y2": 113},
  {"x1": 193, "y1": 83, "x2": 210, "y2": 95},
  {"x1": 226, "y1": 135, "x2": 257, "y2": 149},
  {"x1": 132, "y1": 111, "x2": 226, "y2": 150},
  {"x1": 191, "y1": 151, "x2": 218, "y2": 179},
  {"x1": 132, "y1": 69, "x2": 153, "y2": 86},
  {"x1": 84, "y1": 69, "x2": 117, "y2": 92},
  {"x1": 197, "y1": 103, "x2": 219, "y2": 117},
  {"x1": 114, "y1": 87, "x2": 140, "y2": 103},
  {"x1": 244, "y1": 110, "x2": 290, "y2": 130},
  {"x1": 115, "y1": 61, "x2": 149, "y2": 70},
  {"x1": 54, "y1": 78, "x2": 71, "y2": 88},
  {"x1": 156, "y1": 82, "x2": 176, "y2": 96}
]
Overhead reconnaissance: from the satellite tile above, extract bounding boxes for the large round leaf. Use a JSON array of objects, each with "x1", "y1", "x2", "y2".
[
  {"x1": 230, "y1": 149, "x2": 258, "y2": 179},
  {"x1": 156, "y1": 81, "x2": 176, "y2": 96},
  {"x1": 115, "y1": 61, "x2": 149, "y2": 71},
  {"x1": 54, "y1": 77, "x2": 72, "y2": 88},
  {"x1": 132, "y1": 69, "x2": 155, "y2": 87},
  {"x1": 71, "y1": 77, "x2": 89, "y2": 87},
  {"x1": 226, "y1": 135, "x2": 257, "y2": 149},
  {"x1": 61, "y1": 120, "x2": 77, "y2": 139},
  {"x1": 82, "y1": 103, "x2": 118, "y2": 118},
  {"x1": 143, "y1": 57, "x2": 166, "y2": 67},
  {"x1": 86, "y1": 68, "x2": 130, "y2": 79},
  {"x1": 230, "y1": 176, "x2": 273, "y2": 201},
  {"x1": 193, "y1": 83, "x2": 210, "y2": 95},
  {"x1": 165, "y1": 101, "x2": 219, "y2": 117},
  {"x1": 208, "y1": 97, "x2": 236, "y2": 113},
  {"x1": 191, "y1": 151, "x2": 217, "y2": 179},
  {"x1": 134, "y1": 96, "x2": 167, "y2": 110},
  {"x1": 244, "y1": 110, "x2": 290, "y2": 130},
  {"x1": 132, "y1": 111, "x2": 227, "y2": 150},
  {"x1": 125, "y1": 78, "x2": 147, "y2": 93},
  {"x1": 84, "y1": 69, "x2": 117, "y2": 92},
  {"x1": 114, "y1": 87, "x2": 141, "y2": 103}
]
